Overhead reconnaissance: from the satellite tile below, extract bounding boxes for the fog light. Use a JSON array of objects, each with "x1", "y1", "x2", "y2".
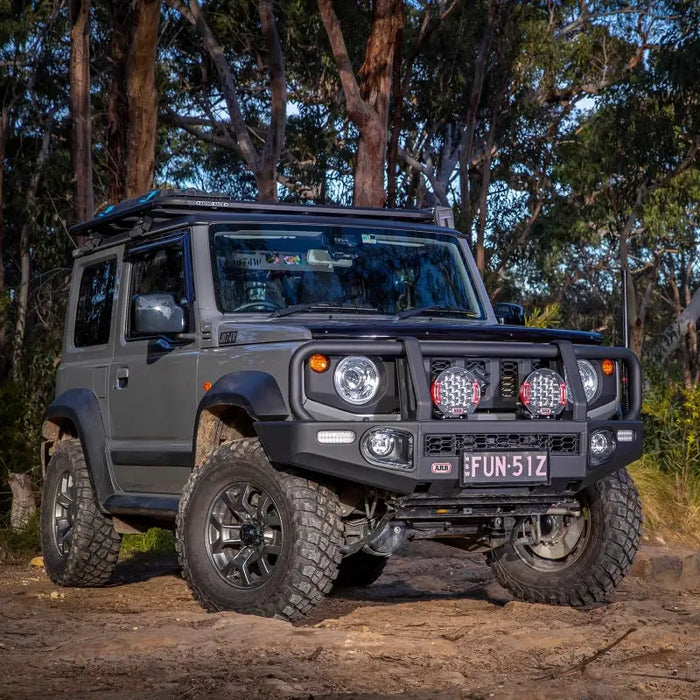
[
  {"x1": 361, "y1": 427, "x2": 414, "y2": 470},
  {"x1": 367, "y1": 430, "x2": 395, "y2": 457},
  {"x1": 316, "y1": 430, "x2": 356, "y2": 445},
  {"x1": 616, "y1": 429, "x2": 635, "y2": 442},
  {"x1": 590, "y1": 429, "x2": 616, "y2": 464}
]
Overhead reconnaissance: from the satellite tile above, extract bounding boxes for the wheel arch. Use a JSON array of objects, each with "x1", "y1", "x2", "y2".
[
  {"x1": 42, "y1": 389, "x2": 115, "y2": 510},
  {"x1": 193, "y1": 371, "x2": 288, "y2": 468}
]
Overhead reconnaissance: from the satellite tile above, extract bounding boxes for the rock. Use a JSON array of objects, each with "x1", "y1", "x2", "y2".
[{"x1": 29, "y1": 556, "x2": 44, "y2": 568}]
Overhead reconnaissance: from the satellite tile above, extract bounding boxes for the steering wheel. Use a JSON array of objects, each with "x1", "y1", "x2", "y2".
[{"x1": 233, "y1": 301, "x2": 282, "y2": 312}]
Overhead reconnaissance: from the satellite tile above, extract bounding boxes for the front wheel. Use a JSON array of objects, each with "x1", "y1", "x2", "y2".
[
  {"x1": 40, "y1": 439, "x2": 122, "y2": 586},
  {"x1": 176, "y1": 438, "x2": 343, "y2": 621},
  {"x1": 487, "y1": 468, "x2": 642, "y2": 606}
]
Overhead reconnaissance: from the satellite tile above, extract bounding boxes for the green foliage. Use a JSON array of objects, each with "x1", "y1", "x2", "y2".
[
  {"x1": 525, "y1": 303, "x2": 561, "y2": 329},
  {"x1": 120, "y1": 528, "x2": 176, "y2": 559},
  {"x1": 0, "y1": 512, "x2": 41, "y2": 563},
  {"x1": 642, "y1": 374, "x2": 700, "y2": 484}
]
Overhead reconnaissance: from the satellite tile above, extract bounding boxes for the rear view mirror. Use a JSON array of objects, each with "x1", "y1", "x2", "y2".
[
  {"x1": 133, "y1": 293, "x2": 186, "y2": 335},
  {"x1": 494, "y1": 302, "x2": 525, "y2": 326}
]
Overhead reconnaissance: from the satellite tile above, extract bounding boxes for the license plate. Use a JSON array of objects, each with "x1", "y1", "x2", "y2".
[{"x1": 462, "y1": 451, "x2": 549, "y2": 486}]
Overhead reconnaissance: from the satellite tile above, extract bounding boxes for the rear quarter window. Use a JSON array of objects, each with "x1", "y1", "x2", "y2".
[{"x1": 74, "y1": 258, "x2": 117, "y2": 347}]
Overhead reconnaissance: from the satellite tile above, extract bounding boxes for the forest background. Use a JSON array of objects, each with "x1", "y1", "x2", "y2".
[{"x1": 0, "y1": 0, "x2": 698, "y2": 541}]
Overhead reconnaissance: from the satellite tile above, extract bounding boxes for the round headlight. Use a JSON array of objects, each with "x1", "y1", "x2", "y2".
[
  {"x1": 334, "y1": 356, "x2": 380, "y2": 405},
  {"x1": 431, "y1": 367, "x2": 481, "y2": 417},
  {"x1": 520, "y1": 368, "x2": 567, "y2": 417},
  {"x1": 566, "y1": 360, "x2": 600, "y2": 403}
]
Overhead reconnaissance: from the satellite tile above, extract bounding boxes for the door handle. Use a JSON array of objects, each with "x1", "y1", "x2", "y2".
[{"x1": 115, "y1": 367, "x2": 129, "y2": 390}]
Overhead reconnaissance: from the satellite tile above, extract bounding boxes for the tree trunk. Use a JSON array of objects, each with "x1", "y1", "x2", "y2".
[
  {"x1": 106, "y1": 0, "x2": 131, "y2": 203},
  {"x1": 458, "y1": 0, "x2": 497, "y2": 235},
  {"x1": 126, "y1": 0, "x2": 160, "y2": 197},
  {"x1": 475, "y1": 113, "x2": 497, "y2": 273},
  {"x1": 0, "y1": 105, "x2": 9, "y2": 357},
  {"x1": 12, "y1": 120, "x2": 52, "y2": 380},
  {"x1": 317, "y1": 0, "x2": 402, "y2": 207},
  {"x1": 9, "y1": 473, "x2": 36, "y2": 531},
  {"x1": 70, "y1": 0, "x2": 94, "y2": 223}
]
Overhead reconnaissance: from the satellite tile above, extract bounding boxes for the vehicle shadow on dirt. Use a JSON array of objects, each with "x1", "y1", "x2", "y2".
[{"x1": 109, "y1": 552, "x2": 180, "y2": 585}]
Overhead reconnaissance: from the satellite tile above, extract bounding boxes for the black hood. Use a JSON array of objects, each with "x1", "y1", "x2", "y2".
[{"x1": 303, "y1": 319, "x2": 602, "y2": 345}]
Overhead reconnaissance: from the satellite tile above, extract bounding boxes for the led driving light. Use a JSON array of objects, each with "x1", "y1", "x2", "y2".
[
  {"x1": 520, "y1": 368, "x2": 566, "y2": 417},
  {"x1": 361, "y1": 427, "x2": 414, "y2": 470},
  {"x1": 334, "y1": 356, "x2": 380, "y2": 405},
  {"x1": 431, "y1": 367, "x2": 481, "y2": 417},
  {"x1": 566, "y1": 359, "x2": 600, "y2": 403},
  {"x1": 316, "y1": 430, "x2": 356, "y2": 445},
  {"x1": 616, "y1": 429, "x2": 635, "y2": 442},
  {"x1": 590, "y1": 428, "x2": 616, "y2": 464}
]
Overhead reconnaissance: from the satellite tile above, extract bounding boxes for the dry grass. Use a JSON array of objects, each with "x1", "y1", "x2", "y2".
[{"x1": 629, "y1": 458, "x2": 700, "y2": 547}]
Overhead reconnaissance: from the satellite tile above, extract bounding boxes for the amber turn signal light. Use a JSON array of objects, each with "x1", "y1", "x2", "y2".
[
  {"x1": 309, "y1": 354, "x2": 330, "y2": 373},
  {"x1": 601, "y1": 359, "x2": 615, "y2": 376},
  {"x1": 203, "y1": 381, "x2": 212, "y2": 391}
]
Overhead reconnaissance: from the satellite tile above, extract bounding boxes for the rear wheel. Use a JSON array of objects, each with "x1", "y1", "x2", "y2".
[
  {"x1": 335, "y1": 550, "x2": 388, "y2": 588},
  {"x1": 487, "y1": 468, "x2": 642, "y2": 606},
  {"x1": 40, "y1": 439, "x2": 122, "y2": 586},
  {"x1": 177, "y1": 438, "x2": 343, "y2": 621}
]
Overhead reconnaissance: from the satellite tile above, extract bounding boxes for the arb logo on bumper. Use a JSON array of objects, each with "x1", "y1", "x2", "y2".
[{"x1": 430, "y1": 462, "x2": 453, "y2": 474}]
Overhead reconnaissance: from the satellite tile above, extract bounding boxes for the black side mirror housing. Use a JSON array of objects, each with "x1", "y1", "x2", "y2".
[
  {"x1": 133, "y1": 293, "x2": 186, "y2": 335},
  {"x1": 494, "y1": 302, "x2": 525, "y2": 326}
]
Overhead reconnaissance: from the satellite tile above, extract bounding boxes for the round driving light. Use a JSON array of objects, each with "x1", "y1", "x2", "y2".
[
  {"x1": 566, "y1": 359, "x2": 600, "y2": 403},
  {"x1": 431, "y1": 367, "x2": 481, "y2": 417},
  {"x1": 309, "y1": 353, "x2": 330, "y2": 373},
  {"x1": 367, "y1": 430, "x2": 395, "y2": 458},
  {"x1": 590, "y1": 429, "x2": 616, "y2": 463},
  {"x1": 334, "y1": 356, "x2": 380, "y2": 405},
  {"x1": 520, "y1": 368, "x2": 566, "y2": 417},
  {"x1": 601, "y1": 358, "x2": 615, "y2": 376}
]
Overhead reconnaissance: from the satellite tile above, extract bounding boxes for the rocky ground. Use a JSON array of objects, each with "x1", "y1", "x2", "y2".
[{"x1": 1, "y1": 541, "x2": 699, "y2": 699}]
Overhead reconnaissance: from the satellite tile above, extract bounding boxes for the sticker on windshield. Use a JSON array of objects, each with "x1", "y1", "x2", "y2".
[
  {"x1": 361, "y1": 234, "x2": 377, "y2": 244},
  {"x1": 231, "y1": 252, "x2": 307, "y2": 270}
]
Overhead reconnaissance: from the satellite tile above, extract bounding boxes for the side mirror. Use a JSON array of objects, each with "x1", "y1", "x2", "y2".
[
  {"x1": 494, "y1": 302, "x2": 525, "y2": 326},
  {"x1": 133, "y1": 293, "x2": 186, "y2": 335}
]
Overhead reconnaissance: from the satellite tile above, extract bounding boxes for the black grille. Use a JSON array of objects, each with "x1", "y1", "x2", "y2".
[
  {"x1": 499, "y1": 360, "x2": 519, "y2": 398},
  {"x1": 424, "y1": 433, "x2": 581, "y2": 456}
]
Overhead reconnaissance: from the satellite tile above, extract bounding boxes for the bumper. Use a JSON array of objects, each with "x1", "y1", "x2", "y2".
[{"x1": 255, "y1": 418, "x2": 643, "y2": 497}]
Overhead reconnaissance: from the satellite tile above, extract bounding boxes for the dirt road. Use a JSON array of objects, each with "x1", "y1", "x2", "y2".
[{"x1": 1, "y1": 541, "x2": 698, "y2": 699}]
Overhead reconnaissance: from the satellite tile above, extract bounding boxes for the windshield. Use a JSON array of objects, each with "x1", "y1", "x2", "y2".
[{"x1": 209, "y1": 224, "x2": 484, "y2": 318}]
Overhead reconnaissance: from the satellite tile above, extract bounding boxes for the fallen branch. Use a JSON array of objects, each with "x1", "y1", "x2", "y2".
[{"x1": 534, "y1": 626, "x2": 637, "y2": 680}]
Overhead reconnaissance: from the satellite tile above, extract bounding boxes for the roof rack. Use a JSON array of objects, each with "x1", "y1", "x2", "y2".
[{"x1": 70, "y1": 189, "x2": 455, "y2": 239}]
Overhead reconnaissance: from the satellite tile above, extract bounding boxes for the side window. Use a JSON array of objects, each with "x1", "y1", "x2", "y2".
[
  {"x1": 74, "y1": 258, "x2": 117, "y2": 347},
  {"x1": 128, "y1": 239, "x2": 188, "y2": 337}
]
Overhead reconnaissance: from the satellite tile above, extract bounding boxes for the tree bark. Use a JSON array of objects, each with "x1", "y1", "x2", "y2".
[
  {"x1": 475, "y1": 113, "x2": 497, "y2": 273},
  {"x1": 317, "y1": 0, "x2": 403, "y2": 207},
  {"x1": 126, "y1": 0, "x2": 160, "y2": 197},
  {"x1": 9, "y1": 473, "x2": 36, "y2": 531},
  {"x1": 166, "y1": 0, "x2": 285, "y2": 201},
  {"x1": 0, "y1": 105, "x2": 9, "y2": 356},
  {"x1": 458, "y1": 0, "x2": 497, "y2": 235},
  {"x1": 12, "y1": 120, "x2": 52, "y2": 380},
  {"x1": 106, "y1": 0, "x2": 131, "y2": 203},
  {"x1": 70, "y1": 0, "x2": 94, "y2": 222}
]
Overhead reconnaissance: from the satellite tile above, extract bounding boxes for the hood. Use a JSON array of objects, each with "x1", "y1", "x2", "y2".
[{"x1": 301, "y1": 319, "x2": 602, "y2": 345}]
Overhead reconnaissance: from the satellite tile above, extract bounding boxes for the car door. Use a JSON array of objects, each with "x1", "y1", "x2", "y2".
[{"x1": 107, "y1": 230, "x2": 199, "y2": 494}]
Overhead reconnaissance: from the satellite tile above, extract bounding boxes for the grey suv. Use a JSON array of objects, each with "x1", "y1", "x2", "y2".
[{"x1": 40, "y1": 190, "x2": 643, "y2": 620}]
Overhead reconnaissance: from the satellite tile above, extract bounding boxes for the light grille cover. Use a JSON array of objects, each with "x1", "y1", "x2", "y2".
[
  {"x1": 431, "y1": 367, "x2": 481, "y2": 417},
  {"x1": 520, "y1": 368, "x2": 567, "y2": 417}
]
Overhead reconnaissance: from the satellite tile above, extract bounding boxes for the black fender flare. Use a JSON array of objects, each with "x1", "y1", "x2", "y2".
[
  {"x1": 42, "y1": 389, "x2": 115, "y2": 511},
  {"x1": 193, "y1": 371, "x2": 289, "y2": 464}
]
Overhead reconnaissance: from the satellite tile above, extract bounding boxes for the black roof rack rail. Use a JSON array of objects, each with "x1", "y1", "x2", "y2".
[{"x1": 70, "y1": 189, "x2": 455, "y2": 238}]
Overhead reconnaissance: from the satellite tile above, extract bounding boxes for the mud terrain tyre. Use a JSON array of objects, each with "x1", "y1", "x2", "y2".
[
  {"x1": 487, "y1": 468, "x2": 642, "y2": 606},
  {"x1": 335, "y1": 550, "x2": 388, "y2": 588},
  {"x1": 40, "y1": 439, "x2": 122, "y2": 586},
  {"x1": 177, "y1": 438, "x2": 343, "y2": 621}
]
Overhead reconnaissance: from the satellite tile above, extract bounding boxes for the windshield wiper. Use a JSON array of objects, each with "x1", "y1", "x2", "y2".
[
  {"x1": 271, "y1": 303, "x2": 380, "y2": 318},
  {"x1": 394, "y1": 306, "x2": 479, "y2": 320}
]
